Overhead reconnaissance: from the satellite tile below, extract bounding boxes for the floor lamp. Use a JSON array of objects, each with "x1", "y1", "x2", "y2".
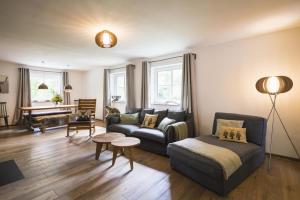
[{"x1": 256, "y1": 76, "x2": 299, "y2": 170}]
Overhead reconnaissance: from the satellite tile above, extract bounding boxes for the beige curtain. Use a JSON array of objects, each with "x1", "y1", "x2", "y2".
[
  {"x1": 13, "y1": 68, "x2": 31, "y2": 125},
  {"x1": 103, "y1": 69, "x2": 111, "y2": 120},
  {"x1": 126, "y1": 64, "x2": 136, "y2": 112},
  {"x1": 141, "y1": 61, "x2": 149, "y2": 108},
  {"x1": 181, "y1": 53, "x2": 200, "y2": 136},
  {"x1": 63, "y1": 72, "x2": 71, "y2": 105}
]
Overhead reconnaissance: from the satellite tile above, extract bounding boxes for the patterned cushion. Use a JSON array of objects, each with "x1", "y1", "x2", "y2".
[
  {"x1": 141, "y1": 114, "x2": 158, "y2": 128},
  {"x1": 219, "y1": 126, "x2": 247, "y2": 143},
  {"x1": 214, "y1": 119, "x2": 244, "y2": 137},
  {"x1": 139, "y1": 109, "x2": 155, "y2": 124},
  {"x1": 76, "y1": 110, "x2": 91, "y2": 121}
]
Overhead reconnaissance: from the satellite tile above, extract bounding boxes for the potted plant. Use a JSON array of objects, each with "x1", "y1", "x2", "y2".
[{"x1": 51, "y1": 94, "x2": 63, "y2": 105}]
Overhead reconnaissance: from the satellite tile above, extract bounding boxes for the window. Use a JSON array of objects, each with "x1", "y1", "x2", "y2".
[
  {"x1": 150, "y1": 61, "x2": 182, "y2": 105},
  {"x1": 110, "y1": 71, "x2": 126, "y2": 102},
  {"x1": 30, "y1": 70, "x2": 63, "y2": 102}
]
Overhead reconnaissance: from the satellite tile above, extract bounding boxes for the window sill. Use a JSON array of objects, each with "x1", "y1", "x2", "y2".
[{"x1": 151, "y1": 103, "x2": 180, "y2": 106}]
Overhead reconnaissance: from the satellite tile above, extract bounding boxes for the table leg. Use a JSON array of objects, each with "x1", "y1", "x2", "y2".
[
  {"x1": 128, "y1": 147, "x2": 134, "y2": 170},
  {"x1": 120, "y1": 148, "x2": 125, "y2": 155},
  {"x1": 95, "y1": 143, "x2": 103, "y2": 160},
  {"x1": 28, "y1": 110, "x2": 32, "y2": 130},
  {"x1": 106, "y1": 143, "x2": 109, "y2": 150},
  {"x1": 112, "y1": 147, "x2": 118, "y2": 166}
]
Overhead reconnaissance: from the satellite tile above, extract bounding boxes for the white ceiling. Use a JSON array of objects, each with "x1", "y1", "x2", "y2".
[{"x1": 0, "y1": 0, "x2": 300, "y2": 70}]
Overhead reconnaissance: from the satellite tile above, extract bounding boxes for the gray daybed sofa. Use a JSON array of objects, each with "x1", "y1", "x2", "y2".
[{"x1": 167, "y1": 112, "x2": 267, "y2": 195}]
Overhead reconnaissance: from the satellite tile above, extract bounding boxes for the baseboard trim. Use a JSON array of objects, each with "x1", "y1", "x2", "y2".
[{"x1": 266, "y1": 153, "x2": 299, "y2": 162}]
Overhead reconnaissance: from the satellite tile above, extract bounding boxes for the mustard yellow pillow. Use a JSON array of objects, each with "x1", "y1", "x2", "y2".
[
  {"x1": 218, "y1": 126, "x2": 247, "y2": 143},
  {"x1": 141, "y1": 114, "x2": 158, "y2": 128}
]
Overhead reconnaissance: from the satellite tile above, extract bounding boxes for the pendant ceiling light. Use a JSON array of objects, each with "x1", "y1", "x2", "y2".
[
  {"x1": 95, "y1": 30, "x2": 117, "y2": 48},
  {"x1": 64, "y1": 84, "x2": 72, "y2": 92},
  {"x1": 38, "y1": 82, "x2": 48, "y2": 90}
]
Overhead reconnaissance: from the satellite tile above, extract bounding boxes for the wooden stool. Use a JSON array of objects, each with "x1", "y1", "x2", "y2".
[
  {"x1": 111, "y1": 137, "x2": 141, "y2": 170},
  {"x1": 0, "y1": 102, "x2": 9, "y2": 128},
  {"x1": 92, "y1": 132, "x2": 125, "y2": 160}
]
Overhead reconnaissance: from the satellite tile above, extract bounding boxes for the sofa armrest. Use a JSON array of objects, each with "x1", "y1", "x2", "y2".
[
  {"x1": 165, "y1": 113, "x2": 194, "y2": 144},
  {"x1": 165, "y1": 126, "x2": 176, "y2": 144},
  {"x1": 106, "y1": 115, "x2": 120, "y2": 127}
]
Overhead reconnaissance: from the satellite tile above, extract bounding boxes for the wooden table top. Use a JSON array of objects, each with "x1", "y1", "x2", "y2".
[
  {"x1": 111, "y1": 137, "x2": 141, "y2": 147},
  {"x1": 20, "y1": 104, "x2": 77, "y2": 111},
  {"x1": 92, "y1": 132, "x2": 125, "y2": 143}
]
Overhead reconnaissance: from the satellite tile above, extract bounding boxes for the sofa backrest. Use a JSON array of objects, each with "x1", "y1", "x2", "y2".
[{"x1": 212, "y1": 112, "x2": 267, "y2": 146}]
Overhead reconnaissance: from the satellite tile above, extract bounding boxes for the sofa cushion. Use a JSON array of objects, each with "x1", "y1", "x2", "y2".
[
  {"x1": 107, "y1": 124, "x2": 140, "y2": 135},
  {"x1": 120, "y1": 113, "x2": 139, "y2": 124},
  {"x1": 168, "y1": 110, "x2": 186, "y2": 122},
  {"x1": 154, "y1": 109, "x2": 168, "y2": 126},
  {"x1": 141, "y1": 114, "x2": 158, "y2": 128},
  {"x1": 139, "y1": 108, "x2": 155, "y2": 124},
  {"x1": 132, "y1": 128, "x2": 166, "y2": 144},
  {"x1": 167, "y1": 135, "x2": 262, "y2": 180}
]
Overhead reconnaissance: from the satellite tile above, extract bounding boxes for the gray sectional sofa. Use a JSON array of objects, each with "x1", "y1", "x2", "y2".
[
  {"x1": 106, "y1": 108, "x2": 194, "y2": 155},
  {"x1": 167, "y1": 112, "x2": 267, "y2": 195}
]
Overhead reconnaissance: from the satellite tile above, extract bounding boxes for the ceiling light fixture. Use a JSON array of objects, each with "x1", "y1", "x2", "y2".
[{"x1": 95, "y1": 30, "x2": 117, "y2": 48}]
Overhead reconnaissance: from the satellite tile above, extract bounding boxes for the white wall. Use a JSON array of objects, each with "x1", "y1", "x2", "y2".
[
  {"x1": 0, "y1": 60, "x2": 85, "y2": 125},
  {"x1": 192, "y1": 27, "x2": 300, "y2": 158},
  {"x1": 80, "y1": 27, "x2": 300, "y2": 158},
  {"x1": 82, "y1": 67, "x2": 104, "y2": 119},
  {"x1": 0, "y1": 60, "x2": 19, "y2": 125}
]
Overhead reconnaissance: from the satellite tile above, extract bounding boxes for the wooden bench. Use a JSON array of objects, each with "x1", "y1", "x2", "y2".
[{"x1": 23, "y1": 110, "x2": 72, "y2": 133}]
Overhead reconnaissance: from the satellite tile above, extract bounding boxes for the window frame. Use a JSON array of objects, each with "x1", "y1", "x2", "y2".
[
  {"x1": 30, "y1": 70, "x2": 63, "y2": 103},
  {"x1": 150, "y1": 62, "x2": 182, "y2": 106},
  {"x1": 110, "y1": 71, "x2": 126, "y2": 103}
]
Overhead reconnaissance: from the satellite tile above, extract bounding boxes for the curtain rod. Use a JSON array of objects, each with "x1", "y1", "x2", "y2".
[
  {"x1": 29, "y1": 69, "x2": 63, "y2": 74},
  {"x1": 149, "y1": 55, "x2": 183, "y2": 63}
]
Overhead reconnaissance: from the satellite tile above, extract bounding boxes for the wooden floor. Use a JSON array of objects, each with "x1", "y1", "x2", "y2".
[{"x1": 0, "y1": 125, "x2": 299, "y2": 200}]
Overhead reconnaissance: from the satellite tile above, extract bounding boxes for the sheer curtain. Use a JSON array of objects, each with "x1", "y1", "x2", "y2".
[
  {"x1": 141, "y1": 61, "x2": 149, "y2": 108},
  {"x1": 13, "y1": 68, "x2": 31, "y2": 125},
  {"x1": 126, "y1": 64, "x2": 136, "y2": 112},
  {"x1": 63, "y1": 71, "x2": 71, "y2": 105},
  {"x1": 181, "y1": 53, "x2": 200, "y2": 136}
]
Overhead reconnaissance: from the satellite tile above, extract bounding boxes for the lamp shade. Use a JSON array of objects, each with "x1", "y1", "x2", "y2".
[
  {"x1": 64, "y1": 84, "x2": 72, "y2": 92},
  {"x1": 38, "y1": 83, "x2": 48, "y2": 90},
  {"x1": 95, "y1": 30, "x2": 117, "y2": 48},
  {"x1": 256, "y1": 76, "x2": 293, "y2": 94}
]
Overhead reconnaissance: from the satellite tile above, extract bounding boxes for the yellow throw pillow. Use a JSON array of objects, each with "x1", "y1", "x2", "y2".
[
  {"x1": 141, "y1": 114, "x2": 158, "y2": 128},
  {"x1": 218, "y1": 126, "x2": 247, "y2": 143},
  {"x1": 215, "y1": 119, "x2": 244, "y2": 137}
]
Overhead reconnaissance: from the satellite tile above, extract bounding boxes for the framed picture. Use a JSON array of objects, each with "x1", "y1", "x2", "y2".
[{"x1": 0, "y1": 74, "x2": 9, "y2": 93}]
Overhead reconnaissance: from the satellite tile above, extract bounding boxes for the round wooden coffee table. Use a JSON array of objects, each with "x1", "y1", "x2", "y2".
[
  {"x1": 111, "y1": 137, "x2": 141, "y2": 170},
  {"x1": 92, "y1": 132, "x2": 125, "y2": 160}
]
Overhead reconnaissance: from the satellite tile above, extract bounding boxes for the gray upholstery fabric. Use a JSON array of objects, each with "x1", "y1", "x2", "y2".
[
  {"x1": 167, "y1": 110, "x2": 186, "y2": 122},
  {"x1": 167, "y1": 135, "x2": 262, "y2": 180},
  {"x1": 167, "y1": 112, "x2": 267, "y2": 195},
  {"x1": 131, "y1": 128, "x2": 165, "y2": 144},
  {"x1": 107, "y1": 124, "x2": 139, "y2": 135},
  {"x1": 212, "y1": 112, "x2": 267, "y2": 146},
  {"x1": 139, "y1": 108, "x2": 154, "y2": 124},
  {"x1": 154, "y1": 109, "x2": 168, "y2": 126}
]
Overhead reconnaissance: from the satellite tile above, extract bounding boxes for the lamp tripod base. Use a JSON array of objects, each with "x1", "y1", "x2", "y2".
[{"x1": 267, "y1": 94, "x2": 300, "y2": 171}]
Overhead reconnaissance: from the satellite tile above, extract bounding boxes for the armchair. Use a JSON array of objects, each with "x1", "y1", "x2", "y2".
[{"x1": 66, "y1": 99, "x2": 96, "y2": 137}]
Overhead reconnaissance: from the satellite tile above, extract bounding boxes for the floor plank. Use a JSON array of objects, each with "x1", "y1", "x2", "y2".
[{"x1": 0, "y1": 126, "x2": 299, "y2": 200}]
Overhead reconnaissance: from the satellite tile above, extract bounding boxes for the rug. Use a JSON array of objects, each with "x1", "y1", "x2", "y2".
[{"x1": 0, "y1": 160, "x2": 24, "y2": 186}]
